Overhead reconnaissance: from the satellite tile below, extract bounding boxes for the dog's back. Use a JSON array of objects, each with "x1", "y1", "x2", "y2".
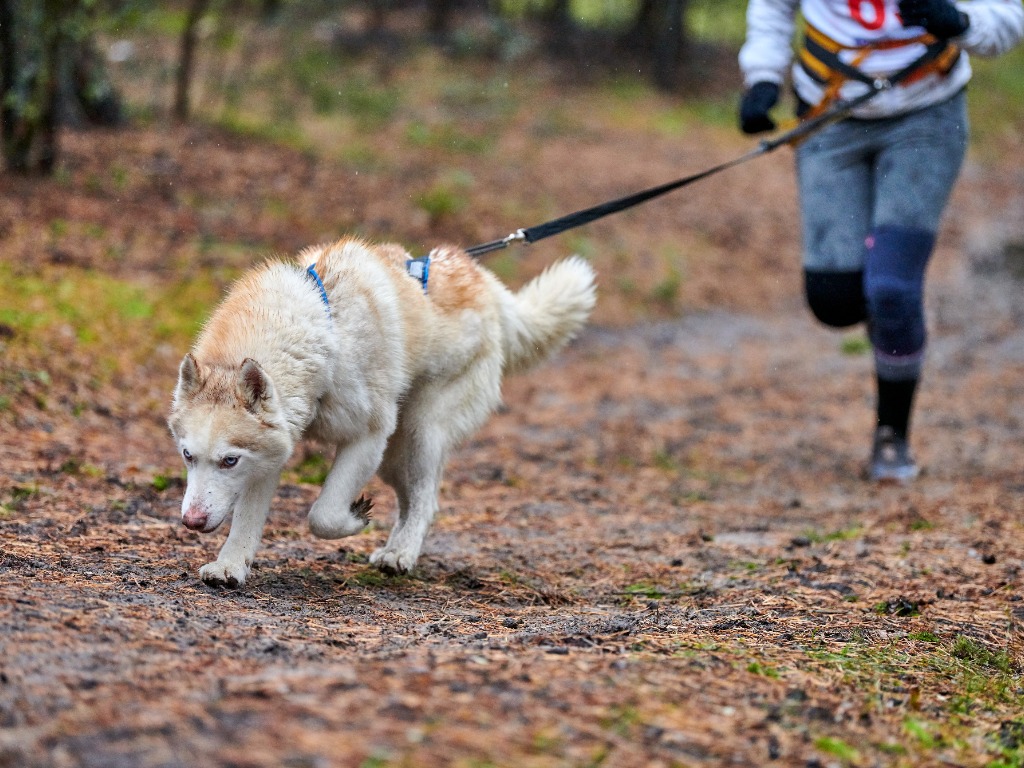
[{"x1": 306, "y1": 238, "x2": 596, "y2": 386}]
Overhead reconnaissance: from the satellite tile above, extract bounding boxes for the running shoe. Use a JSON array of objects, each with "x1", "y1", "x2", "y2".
[{"x1": 870, "y1": 425, "x2": 919, "y2": 483}]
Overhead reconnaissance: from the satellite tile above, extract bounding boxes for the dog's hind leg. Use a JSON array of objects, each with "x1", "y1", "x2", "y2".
[
  {"x1": 199, "y1": 474, "x2": 278, "y2": 588},
  {"x1": 372, "y1": 361, "x2": 502, "y2": 574},
  {"x1": 372, "y1": 425, "x2": 444, "y2": 575},
  {"x1": 307, "y1": 431, "x2": 388, "y2": 539}
]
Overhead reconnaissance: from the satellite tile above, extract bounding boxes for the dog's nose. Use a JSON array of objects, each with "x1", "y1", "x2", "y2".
[{"x1": 182, "y1": 508, "x2": 208, "y2": 530}]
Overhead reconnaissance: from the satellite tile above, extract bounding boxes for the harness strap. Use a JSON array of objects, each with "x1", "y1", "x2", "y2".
[
  {"x1": 306, "y1": 264, "x2": 332, "y2": 316},
  {"x1": 798, "y1": 22, "x2": 961, "y2": 121},
  {"x1": 406, "y1": 256, "x2": 430, "y2": 292}
]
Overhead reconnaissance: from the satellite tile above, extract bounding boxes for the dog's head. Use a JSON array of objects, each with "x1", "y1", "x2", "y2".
[{"x1": 167, "y1": 354, "x2": 291, "y2": 533}]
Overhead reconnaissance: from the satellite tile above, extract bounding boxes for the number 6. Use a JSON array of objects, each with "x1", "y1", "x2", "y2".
[{"x1": 849, "y1": 0, "x2": 886, "y2": 30}]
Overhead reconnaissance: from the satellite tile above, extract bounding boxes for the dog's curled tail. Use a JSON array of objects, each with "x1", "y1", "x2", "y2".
[{"x1": 501, "y1": 255, "x2": 596, "y2": 374}]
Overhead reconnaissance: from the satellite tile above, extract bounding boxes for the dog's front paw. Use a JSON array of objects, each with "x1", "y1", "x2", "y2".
[
  {"x1": 369, "y1": 547, "x2": 418, "y2": 575},
  {"x1": 199, "y1": 559, "x2": 249, "y2": 588}
]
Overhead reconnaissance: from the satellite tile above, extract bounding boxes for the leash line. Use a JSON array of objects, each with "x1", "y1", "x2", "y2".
[
  {"x1": 465, "y1": 145, "x2": 765, "y2": 259},
  {"x1": 464, "y1": 42, "x2": 945, "y2": 260}
]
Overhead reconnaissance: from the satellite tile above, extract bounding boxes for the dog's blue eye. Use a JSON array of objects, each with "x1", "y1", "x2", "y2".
[
  {"x1": 220, "y1": 456, "x2": 239, "y2": 469},
  {"x1": 182, "y1": 448, "x2": 192, "y2": 462}
]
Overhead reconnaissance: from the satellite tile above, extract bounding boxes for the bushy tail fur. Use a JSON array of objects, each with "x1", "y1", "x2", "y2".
[{"x1": 500, "y1": 256, "x2": 597, "y2": 374}]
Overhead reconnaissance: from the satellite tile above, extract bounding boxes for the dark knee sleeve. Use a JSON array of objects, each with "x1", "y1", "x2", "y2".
[
  {"x1": 864, "y1": 225, "x2": 934, "y2": 365},
  {"x1": 804, "y1": 269, "x2": 866, "y2": 328}
]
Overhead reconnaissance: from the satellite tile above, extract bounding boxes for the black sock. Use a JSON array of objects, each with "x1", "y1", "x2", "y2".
[{"x1": 876, "y1": 376, "x2": 918, "y2": 439}]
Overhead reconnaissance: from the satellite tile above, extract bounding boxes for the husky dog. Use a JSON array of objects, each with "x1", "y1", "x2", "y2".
[{"x1": 168, "y1": 238, "x2": 596, "y2": 587}]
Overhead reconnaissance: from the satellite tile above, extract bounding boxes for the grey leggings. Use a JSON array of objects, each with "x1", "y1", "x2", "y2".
[{"x1": 795, "y1": 90, "x2": 968, "y2": 379}]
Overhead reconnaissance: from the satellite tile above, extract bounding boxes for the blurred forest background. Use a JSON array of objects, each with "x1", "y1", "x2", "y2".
[
  {"x1": 2, "y1": 0, "x2": 755, "y2": 173},
  {"x1": 1, "y1": 0, "x2": 1014, "y2": 168}
]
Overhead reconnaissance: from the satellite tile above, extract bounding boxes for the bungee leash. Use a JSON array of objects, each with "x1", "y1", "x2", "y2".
[{"x1": 463, "y1": 37, "x2": 954, "y2": 260}]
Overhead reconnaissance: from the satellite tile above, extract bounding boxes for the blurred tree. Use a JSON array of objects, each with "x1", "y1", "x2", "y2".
[
  {"x1": 427, "y1": 0, "x2": 455, "y2": 39},
  {"x1": 262, "y1": 0, "x2": 281, "y2": 20},
  {"x1": 1, "y1": 0, "x2": 70, "y2": 173},
  {"x1": 174, "y1": 0, "x2": 213, "y2": 121},
  {"x1": 173, "y1": 0, "x2": 295, "y2": 122},
  {"x1": 507, "y1": 0, "x2": 696, "y2": 89},
  {"x1": 0, "y1": 0, "x2": 124, "y2": 174},
  {"x1": 638, "y1": 0, "x2": 690, "y2": 89}
]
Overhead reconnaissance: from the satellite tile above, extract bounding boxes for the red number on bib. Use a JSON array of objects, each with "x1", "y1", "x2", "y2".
[{"x1": 849, "y1": 0, "x2": 886, "y2": 30}]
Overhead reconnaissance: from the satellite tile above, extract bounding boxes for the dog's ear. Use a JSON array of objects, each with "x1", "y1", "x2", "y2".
[
  {"x1": 238, "y1": 358, "x2": 275, "y2": 414},
  {"x1": 174, "y1": 353, "x2": 203, "y2": 403}
]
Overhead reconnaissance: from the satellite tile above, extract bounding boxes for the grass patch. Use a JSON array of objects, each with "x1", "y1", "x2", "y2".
[
  {"x1": 294, "y1": 453, "x2": 329, "y2": 485},
  {"x1": 601, "y1": 705, "x2": 642, "y2": 737},
  {"x1": 150, "y1": 473, "x2": 179, "y2": 492},
  {"x1": 799, "y1": 524, "x2": 864, "y2": 544},
  {"x1": 623, "y1": 581, "x2": 665, "y2": 599},
  {"x1": 212, "y1": 110, "x2": 313, "y2": 153},
  {"x1": 747, "y1": 660, "x2": 780, "y2": 678},
  {"x1": 801, "y1": 632, "x2": 1024, "y2": 763},
  {"x1": 414, "y1": 172, "x2": 475, "y2": 223},
  {"x1": 0, "y1": 263, "x2": 223, "y2": 390},
  {"x1": 951, "y1": 635, "x2": 1014, "y2": 675},
  {"x1": 840, "y1": 334, "x2": 871, "y2": 356},
  {"x1": 290, "y1": 48, "x2": 401, "y2": 126},
  {"x1": 405, "y1": 120, "x2": 495, "y2": 155},
  {"x1": 650, "y1": 264, "x2": 684, "y2": 309},
  {"x1": 814, "y1": 736, "x2": 860, "y2": 764}
]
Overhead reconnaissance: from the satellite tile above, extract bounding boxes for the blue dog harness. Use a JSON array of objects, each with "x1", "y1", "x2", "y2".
[
  {"x1": 406, "y1": 256, "x2": 430, "y2": 293},
  {"x1": 306, "y1": 256, "x2": 431, "y2": 317},
  {"x1": 306, "y1": 264, "x2": 331, "y2": 316}
]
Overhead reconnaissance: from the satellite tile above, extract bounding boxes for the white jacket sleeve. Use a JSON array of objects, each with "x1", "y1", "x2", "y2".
[
  {"x1": 958, "y1": 0, "x2": 1024, "y2": 57},
  {"x1": 738, "y1": 0, "x2": 801, "y2": 88}
]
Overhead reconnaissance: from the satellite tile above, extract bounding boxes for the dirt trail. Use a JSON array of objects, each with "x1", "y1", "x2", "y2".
[{"x1": 2, "y1": 125, "x2": 1024, "y2": 766}]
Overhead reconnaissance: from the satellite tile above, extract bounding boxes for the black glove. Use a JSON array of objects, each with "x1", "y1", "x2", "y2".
[
  {"x1": 898, "y1": 0, "x2": 970, "y2": 38},
  {"x1": 739, "y1": 81, "x2": 780, "y2": 135}
]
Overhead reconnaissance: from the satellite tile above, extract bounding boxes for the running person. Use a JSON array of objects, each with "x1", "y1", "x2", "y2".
[{"x1": 738, "y1": 0, "x2": 1024, "y2": 481}]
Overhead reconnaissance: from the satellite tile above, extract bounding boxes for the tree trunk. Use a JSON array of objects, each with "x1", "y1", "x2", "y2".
[
  {"x1": 66, "y1": 37, "x2": 124, "y2": 127},
  {"x1": 0, "y1": 0, "x2": 74, "y2": 173},
  {"x1": 626, "y1": 0, "x2": 691, "y2": 90},
  {"x1": 0, "y1": 0, "x2": 122, "y2": 173},
  {"x1": 653, "y1": 0, "x2": 687, "y2": 90},
  {"x1": 427, "y1": 0, "x2": 454, "y2": 40},
  {"x1": 261, "y1": 0, "x2": 280, "y2": 22},
  {"x1": 369, "y1": 0, "x2": 390, "y2": 34},
  {"x1": 0, "y1": 0, "x2": 25, "y2": 169},
  {"x1": 174, "y1": 0, "x2": 213, "y2": 122},
  {"x1": 35, "y1": 0, "x2": 65, "y2": 173},
  {"x1": 543, "y1": 0, "x2": 572, "y2": 30}
]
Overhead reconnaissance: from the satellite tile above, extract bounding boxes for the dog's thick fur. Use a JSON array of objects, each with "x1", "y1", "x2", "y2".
[{"x1": 168, "y1": 238, "x2": 596, "y2": 587}]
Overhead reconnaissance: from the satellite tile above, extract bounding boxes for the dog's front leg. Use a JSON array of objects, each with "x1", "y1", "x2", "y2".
[
  {"x1": 307, "y1": 432, "x2": 387, "y2": 539},
  {"x1": 199, "y1": 474, "x2": 278, "y2": 588}
]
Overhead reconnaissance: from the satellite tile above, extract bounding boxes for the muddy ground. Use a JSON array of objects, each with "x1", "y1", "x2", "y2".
[{"x1": 2, "y1": 80, "x2": 1024, "y2": 767}]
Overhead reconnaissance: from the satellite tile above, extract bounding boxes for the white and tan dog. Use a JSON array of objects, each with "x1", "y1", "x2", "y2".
[{"x1": 168, "y1": 237, "x2": 596, "y2": 587}]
